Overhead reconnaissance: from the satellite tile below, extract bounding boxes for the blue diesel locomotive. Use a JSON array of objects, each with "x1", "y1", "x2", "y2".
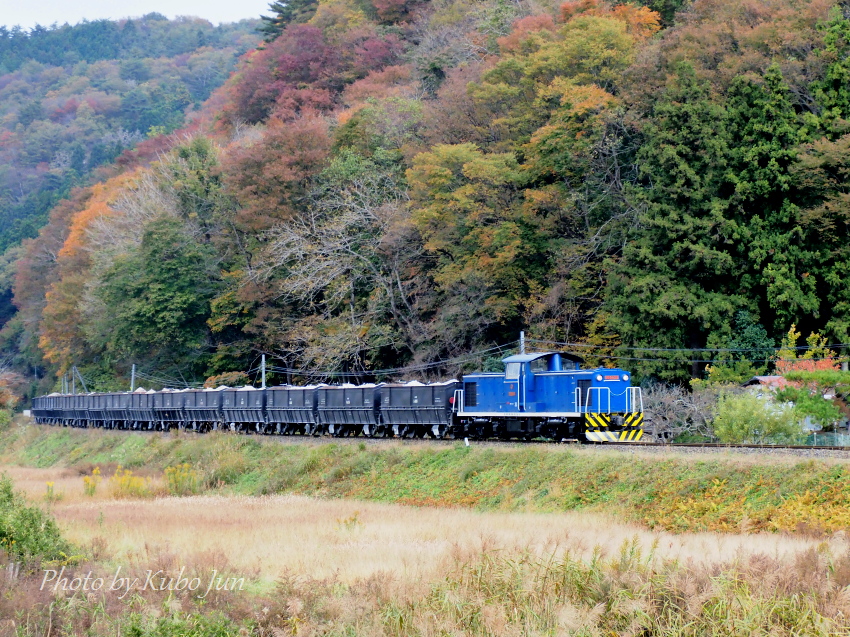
[
  {"x1": 31, "y1": 352, "x2": 644, "y2": 442},
  {"x1": 456, "y1": 352, "x2": 644, "y2": 441}
]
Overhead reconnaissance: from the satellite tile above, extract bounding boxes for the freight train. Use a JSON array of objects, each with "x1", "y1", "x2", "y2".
[{"x1": 31, "y1": 352, "x2": 645, "y2": 442}]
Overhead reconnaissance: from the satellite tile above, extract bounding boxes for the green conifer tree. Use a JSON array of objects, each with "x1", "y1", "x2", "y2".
[
  {"x1": 608, "y1": 63, "x2": 741, "y2": 381},
  {"x1": 259, "y1": 0, "x2": 319, "y2": 42}
]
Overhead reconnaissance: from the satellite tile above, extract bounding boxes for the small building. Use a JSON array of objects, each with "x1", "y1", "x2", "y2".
[
  {"x1": 743, "y1": 375, "x2": 849, "y2": 432},
  {"x1": 742, "y1": 376, "x2": 793, "y2": 390}
]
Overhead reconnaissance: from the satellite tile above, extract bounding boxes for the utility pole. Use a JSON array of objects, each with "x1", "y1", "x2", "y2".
[
  {"x1": 261, "y1": 354, "x2": 266, "y2": 389},
  {"x1": 520, "y1": 331, "x2": 526, "y2": 355},
  {"x1": 130, "y1": 364, "x2": 136, "y2": 392},
  {"x1": 74, "y1": 367, "x2": 88, "y2": 393},
  {"x1": 71, "y1": 367, "x2": 76, "y2": 395}
]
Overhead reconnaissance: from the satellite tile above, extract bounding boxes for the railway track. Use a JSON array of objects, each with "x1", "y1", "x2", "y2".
[{"x1": 31, "y1": 420, "x2": 850, "y2": 457}]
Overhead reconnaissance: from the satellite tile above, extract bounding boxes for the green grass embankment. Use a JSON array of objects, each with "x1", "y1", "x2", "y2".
[{"x1": 2, "y1": 422, "x2": 850, "y2": 534}]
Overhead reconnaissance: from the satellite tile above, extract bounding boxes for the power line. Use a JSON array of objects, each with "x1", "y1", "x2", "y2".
[
  {"x1": 528, "y1": 338, "x2": 850, "y2": 354},
  {"x1": 264, "y1": 342, "x2": 520, "y2": 378},
  {"x1": 133, "y1": 370, "x2": 203, "y2": 389},
  {"x1": 73, "y1": 335, "x2": 849, "y2": 394}
]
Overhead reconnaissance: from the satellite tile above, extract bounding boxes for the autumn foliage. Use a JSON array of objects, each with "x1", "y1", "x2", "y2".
[{"x1": 7, "y1": 0, "x2": 850, "y2": 390}]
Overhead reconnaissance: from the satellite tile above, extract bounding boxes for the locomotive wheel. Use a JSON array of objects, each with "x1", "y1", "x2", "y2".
[{"x1": 474, "y1": 423, "x2": 491, "y2": 440}]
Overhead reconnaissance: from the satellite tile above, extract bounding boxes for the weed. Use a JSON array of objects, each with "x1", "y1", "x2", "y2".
[
  {"x1": 164, "y1": 463, "x2": 201, "y2": 496},
  {"x1": 83, "y1": 466, "x2": 101, "y2": 496},
  {"x1": 337, "y1": 511, "x2": 361, "y2": 531},
  {"x1": 124, "y1": 610, "x2": 242, "y2": 636},
  {"x1": 109, "y1": 466, "x2": 152, "y2": 498},
  {"x1": 43, "y1": 481, "x2": 63, "y2": 504}
]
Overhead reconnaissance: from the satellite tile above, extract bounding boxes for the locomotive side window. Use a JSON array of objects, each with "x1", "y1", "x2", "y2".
[
  {"x1": 464, "y1": 382, "x2": 478, "y2": 407},
  {"x1": 530, "y1": 358, "x2": 548, "y2": 372},
  {"x1": 505, "y1": 363, "x2": 521, "y2": 380},
  {"x1": 577, "y1": 379, "x2": 592, "y2": 407}
]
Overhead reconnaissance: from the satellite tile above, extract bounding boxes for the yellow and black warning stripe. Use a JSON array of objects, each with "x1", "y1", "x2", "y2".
[
  {"x1": 584, "y1": 412, "x2": 644, "y2": 443},
  {"x1": 586, "y1": 430, "x2": 617, "y2": 442},
  {"x1": 584, "y1": 413, "x2": 611, "y2": 429},
  {"x1": 624, "y1": 412, "x2": 644, "y2": 429},
  {"x1": 617, "y1": 428, "x2": 644, "y2": 441}
]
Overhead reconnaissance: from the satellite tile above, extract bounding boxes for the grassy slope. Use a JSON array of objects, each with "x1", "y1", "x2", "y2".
[{"x1": 2, "y1": 422, "x2": 850, "y2": 534}]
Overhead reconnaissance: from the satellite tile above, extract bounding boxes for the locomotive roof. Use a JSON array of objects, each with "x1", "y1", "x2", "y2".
[{"x1": 501, "y1": 351, "x2": 584, "y2": 364}]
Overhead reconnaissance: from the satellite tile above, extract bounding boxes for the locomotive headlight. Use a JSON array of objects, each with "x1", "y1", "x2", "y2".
[
  {"x1": 595, "y1": 374, "x2": 603, "y2": 381},
  {"x1": 622, "y1": 374, "x2": 629, "y2": 381}
]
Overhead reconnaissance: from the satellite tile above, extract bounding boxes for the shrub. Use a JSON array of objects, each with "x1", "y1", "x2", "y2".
[
  {"x1": 643, "y1": 382, "x2": 719, "y2": 440},
  {"x1": 125, "y1": 611, "x2": 242, "y2": 637},
  {"x1": 712, "y1": 391, "x2": 805, "y2": 444},
  {"x1": 0, "y1": 473, "x2": 71, "y2": 561},
  {"x1": 779, "y1": 386, "x2": 843, "y2": 426},
  {"x1": 203, "y1": 372, "x2": 250, "y2": 389}
]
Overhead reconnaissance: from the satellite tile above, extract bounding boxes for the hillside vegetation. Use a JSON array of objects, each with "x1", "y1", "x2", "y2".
[
  {"x1": 4, "y1": 424, "x2": 850, "y2": 535},
  {"x1": 6, "y1": 0, "x2": 850, "y2": 393},
  {"x1": 0, "y1": 17, "x2": 259, "y2": 389},
  {"x1": 0, "y1": 15, "x2": 258, "y2": 254}
]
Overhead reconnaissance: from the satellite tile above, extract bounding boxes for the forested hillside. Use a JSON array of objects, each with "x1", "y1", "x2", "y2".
[
  {"x1": 9, "y1": 0, "x2": 850, "y2": 394},
  {"x1": 0, "y1": 14, "x2": 258, "y2": 253}
]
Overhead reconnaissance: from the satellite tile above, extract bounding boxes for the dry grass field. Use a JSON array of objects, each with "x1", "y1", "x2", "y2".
[
  {"x1": 0, "y1": 464, "x2": 829, "y2": 582},
  {"x1": 5, "y1": 463, "x2": 850, "y2": 635}
]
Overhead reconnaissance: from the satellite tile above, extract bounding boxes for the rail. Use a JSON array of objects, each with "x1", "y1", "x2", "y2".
[{"x1": 27, "y1": 422, "x2": 850, "y2": 452}]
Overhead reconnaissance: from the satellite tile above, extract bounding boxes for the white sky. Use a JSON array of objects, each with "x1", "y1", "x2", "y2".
[{"x1": 1, "y1": 0, "x2": 272, "y2": 29}]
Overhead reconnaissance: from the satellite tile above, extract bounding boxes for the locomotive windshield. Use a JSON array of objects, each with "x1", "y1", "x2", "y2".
[{"x1": 505, "y1": 362, "x2": 521, "y2": 380}]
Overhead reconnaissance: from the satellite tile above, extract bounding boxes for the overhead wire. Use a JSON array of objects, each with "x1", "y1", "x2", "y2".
[
  {"x1": 264, "y1": 341, "x2": 520, "y2": 378},
  {"x1": 81, "y1": 335, "x2": 848, "y2": 392},
  {"x1": 527, "y1": 338, "x2": 850, "y2": 353}
]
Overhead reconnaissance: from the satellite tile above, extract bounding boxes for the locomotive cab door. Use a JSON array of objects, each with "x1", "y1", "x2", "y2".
[{"x1": 504, "y1": 362, "x2": 523, "y2": 411}]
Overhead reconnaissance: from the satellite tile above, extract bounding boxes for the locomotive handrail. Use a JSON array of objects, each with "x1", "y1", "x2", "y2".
[
  {"x1": 453, "y1": 389, "x2": 465, "y2": 415},
  {"x1": 627, "y1": 387, "x2": 643, "y2": 413},
  {"x1": 589, "y1": 387, "x2": 610, "y2": 413},
  {"x1": 576, "y1": 387, "x2": 611, "y2": 413}
]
